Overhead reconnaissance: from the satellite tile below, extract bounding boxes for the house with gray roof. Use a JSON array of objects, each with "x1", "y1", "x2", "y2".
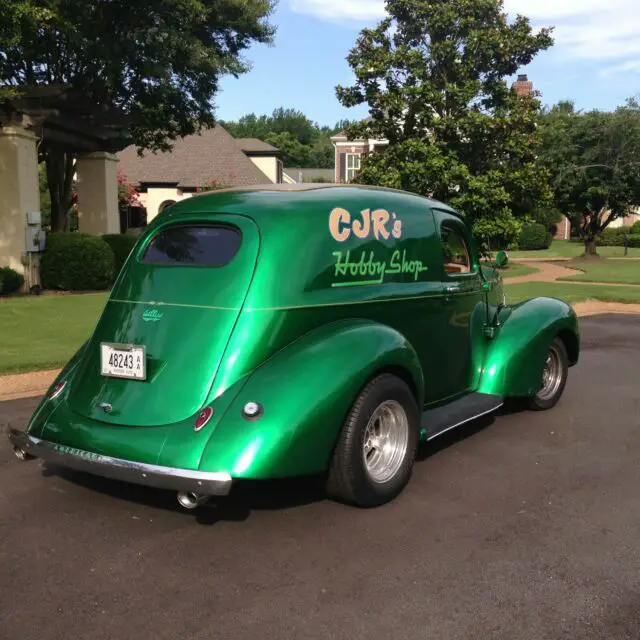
[{"x1": 117, "y1": 125, "x2": 283, "y2": 223}]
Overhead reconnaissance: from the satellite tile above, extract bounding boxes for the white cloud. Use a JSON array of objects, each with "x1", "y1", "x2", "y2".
[
  {"x1": 289, "y1": 0, "x2": 640, "y2": 64},
  {"x1": 289, "y1": 0, "x2": 384, "y2": 20},
  {"x1": 599, "y1": 59, "x2": 640, "y2": 78}
]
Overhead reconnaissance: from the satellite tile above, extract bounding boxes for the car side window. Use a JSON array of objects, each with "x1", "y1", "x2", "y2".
[{"x1": 441, "y1": 224, "x2": 472, "y2": 275}]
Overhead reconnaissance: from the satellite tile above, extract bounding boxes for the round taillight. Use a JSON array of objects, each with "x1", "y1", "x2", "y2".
[
  {"x1": 194, "y1": 407, "x2": 214, "y2": 432},
  {"x1": 49, "y1": 380, "x2": 67, "y2": 400}
]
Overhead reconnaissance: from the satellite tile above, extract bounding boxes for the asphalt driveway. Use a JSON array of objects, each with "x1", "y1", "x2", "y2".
[{"x1": 1, "y1": 314, "x2": 639, "y2": 640}]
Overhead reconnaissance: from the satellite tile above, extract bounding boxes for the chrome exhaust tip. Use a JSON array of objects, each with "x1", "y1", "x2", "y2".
[
  {"x1": 13, "y1": 446, "x2": 33, "y2": 461},
  {"x1": 177, "y1": 491, "x2": 209, "y2": 510}
]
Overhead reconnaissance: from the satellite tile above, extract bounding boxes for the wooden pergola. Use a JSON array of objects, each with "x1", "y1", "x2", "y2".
[{"x1": 0, "y1": 84, "x2": 131, "y2": 155}]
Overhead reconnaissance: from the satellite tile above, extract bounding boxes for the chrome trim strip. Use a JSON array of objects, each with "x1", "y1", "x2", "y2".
[
  {"x1": 8, "y1": 429, "x2": 232, "y2": 496},
  {"x1": 426, "y1": 402, "x2": 504, "y2": 442}
]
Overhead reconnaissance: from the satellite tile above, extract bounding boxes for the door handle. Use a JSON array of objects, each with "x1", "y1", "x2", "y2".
[{"x1": 445, "y1": 285, "x2": 460, "y2": 293}]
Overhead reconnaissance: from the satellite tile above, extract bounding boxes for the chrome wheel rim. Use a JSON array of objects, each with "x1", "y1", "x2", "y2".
[
  {"x1": 537, "y1": 345, "x2": 563, "y2": 401},
  {"x1": 362, "y1": 400, "x2": 409, "y2": 484}
]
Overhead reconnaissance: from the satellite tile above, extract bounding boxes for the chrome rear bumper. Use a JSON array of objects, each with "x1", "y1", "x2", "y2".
[{"x1": 7, "y1": 428, "x2": 232, "y2": 496}]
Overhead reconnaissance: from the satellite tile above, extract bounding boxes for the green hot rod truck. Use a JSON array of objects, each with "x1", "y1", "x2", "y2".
[{"x1": 9, "y1": 184, "x2": 580, "y2": 509}]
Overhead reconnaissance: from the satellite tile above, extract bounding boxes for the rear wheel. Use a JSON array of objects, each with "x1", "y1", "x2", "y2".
[
  {"x1": 529, "y1": 337, "x2": 569, "y2": 411},
  {"x1": 326, "y1": 374, "x2": 420, "y2": 508}
]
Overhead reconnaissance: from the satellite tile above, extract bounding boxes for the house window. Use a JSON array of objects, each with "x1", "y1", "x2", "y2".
[
  {"x1": 276, "y1": 159, "x2": 283, "y2": 183},
  {"x1": 346, "y1": 153, "x2": 361, "y2": 182}
]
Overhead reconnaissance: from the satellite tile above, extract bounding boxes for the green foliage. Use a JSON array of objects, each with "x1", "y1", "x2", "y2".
[
  {"x1": 102, "y1": 233, "x2": 138, "y2": 275},
  {"x1": 263, "y1": 131, "x2": 311, "y2": 167},
  {"x1": 618, "y1": 234, "x2": 640, "y2": 248},
  {"x1": 0, "y1": 267, "x2": 25, "y2": 294},
  {"x1": 1, "y1": 0, "x2": 276, "y2": 230},
  {"x1": 221, "y1": 107, "x2": 352, "y2": 168},
  {"x1": 531, "y1": 205, "x2": 564, "y2": 232},
  {"x1": 631, "y1": 220, "x2": 640, "y2": 234},
  {"x1": 335, "y1": 0, "x2": 554, "y2": 252},
  {"x1": 518, "y1": 222, "x2": 552, "y2": 250},
  {"x1": 538, "y1": 99, "x2": 640, "y2": 254},
  {"x1": 40, "y1": 233, "x2": 115, "y2": 291},
  {"x1": 597, "y1": 227, "x2": 640, "y2": 248},
  {"x1": 472, "y1": 215, "x2": 523, "y2": 252},
  {"x1": 599, "y1": 226, "x2": 629, "y2": 246}
]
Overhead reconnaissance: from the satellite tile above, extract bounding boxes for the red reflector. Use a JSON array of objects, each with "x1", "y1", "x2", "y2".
[
  {"x1": 49, "y1": 380, "x2": 67, "y2": 400},
  {"x1": 194, "y1": 407, "x2": 214, "y2": 432}
]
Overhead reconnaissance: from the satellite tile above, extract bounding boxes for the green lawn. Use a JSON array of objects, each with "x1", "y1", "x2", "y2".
[
  {"x1": 0, "y1": 293, "x2": 108, "y2": 374},
  {"x1": 558, "y1": 260, "x2": 640, "y2": 285},
  {"x1": 482, "y1": 261, "x2": 540, "y2": 278},
  {"x1": 508, "y1": 240, "x2": 640, "y2": 260},
  {"x1": 505, "y1": 282, "x2": 640, "y2": 305},
  {"x1": 499, "y1": 262, "x2": 540, "y2": 278},
  {"x1": 2, "y1": 280, "x2": 640, "y2": 376}
]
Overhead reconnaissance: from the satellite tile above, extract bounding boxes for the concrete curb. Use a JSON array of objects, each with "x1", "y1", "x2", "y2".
[{"x1": 0, "y1": 368, "x2": 60, "y2": 403}]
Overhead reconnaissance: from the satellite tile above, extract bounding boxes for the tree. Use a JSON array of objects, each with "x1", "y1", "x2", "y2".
[
  {"x1": 0, "y1": 0, "x2": 276, "y2": 231},
  {"x1": 0, "y1": 2, "x2": 54, "y2": 100},
  {"x1": 538, "y1": 99, "x2": 640, "y2": 256},
  {"x1": 335, "y1": 0, "x2": 554, "y2": 251},
  {"x1": 221, "y1": 108, "x2": 352, "y2": 169}
]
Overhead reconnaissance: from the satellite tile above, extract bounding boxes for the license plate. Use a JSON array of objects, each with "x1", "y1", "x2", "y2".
[{"x1": 100, "y1": 343, "x2": 146, "y2": 380}]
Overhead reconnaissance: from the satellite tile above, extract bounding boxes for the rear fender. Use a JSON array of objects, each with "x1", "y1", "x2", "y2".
[
  {"x1": 478, "y1": 297, "x2": 580, "y2": 398},
  {"x1": 198, "y1": 319, "x2": 424, "y2": 479},
  {"x1": 24, "y1": 340, "x2": 89, "y2": 438}
]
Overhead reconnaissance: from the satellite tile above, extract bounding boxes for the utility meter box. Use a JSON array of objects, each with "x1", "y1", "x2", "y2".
[
  {"x1": 25, "y1": 211, "x2": 46, "y2": 252},
  {"x1": 26, "y1": 211, "x2": 42, "y2": 226},
  {"x1": 25, "y1": 227, "x2": 46, "y2": 252}
]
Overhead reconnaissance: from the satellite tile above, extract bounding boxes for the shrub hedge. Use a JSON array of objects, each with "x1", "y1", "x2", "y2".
[
  {"x1": 599, "y1": 226, "x2": 635, "y2": 246},
  {"x1": 0, "y1": 266, "x2": 25, "y2": 294},
  {"x1": 40, "y1": 233, "x2": 115, "y2": 291},
  {"x1": 102, "y1": 232, "x2": 138, "y2": 275},
  {"x1": 518, "y1": 222, "x2": 552, "y2": 251}
]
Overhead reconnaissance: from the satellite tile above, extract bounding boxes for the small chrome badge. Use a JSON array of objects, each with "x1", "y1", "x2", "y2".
[
  {"x1": 97, "y1": 402, "x2": 113, "y2": 413},
  {"x1": 143, "y1": 309, "x2": 163, "y2": 322}
]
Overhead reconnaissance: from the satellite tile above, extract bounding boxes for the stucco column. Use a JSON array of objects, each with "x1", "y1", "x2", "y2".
[
  {"x1": 76, "y1": 152, "x2": 120, "y2": 235},
  {"x1": 0, "y1": 126, "x2": 41, "y2": 285}
]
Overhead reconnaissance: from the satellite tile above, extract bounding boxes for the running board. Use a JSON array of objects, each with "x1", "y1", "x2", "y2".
[{"x1": 421, "y1": 393, "x2": 504, "y2": 442}]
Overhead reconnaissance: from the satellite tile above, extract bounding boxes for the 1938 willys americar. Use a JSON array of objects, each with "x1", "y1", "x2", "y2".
[{"x1": 9, "y1": 184, "x2": 580, "y2": 509}]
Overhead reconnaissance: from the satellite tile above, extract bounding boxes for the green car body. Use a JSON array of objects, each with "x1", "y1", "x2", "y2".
[{"x1": 9, "y1": 184, "x2": 580, "y2": 508}]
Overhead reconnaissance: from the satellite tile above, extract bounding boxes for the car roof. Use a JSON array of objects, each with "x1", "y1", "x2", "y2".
[{"x1": 183, "y1": 183, "x2": 462, "y2": 218}]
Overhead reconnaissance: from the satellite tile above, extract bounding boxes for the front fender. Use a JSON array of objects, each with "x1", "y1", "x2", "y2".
[
  {"x1": 478, "y1": 297, "x2": 580, "y2": 398},
  {"x1": 198, "y1": 319, "x2": 424, "y2": 479}
]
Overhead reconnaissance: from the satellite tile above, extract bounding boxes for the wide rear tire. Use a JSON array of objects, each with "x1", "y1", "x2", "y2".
[{"x1": 326, "y1": 374, "x2": 420, "y2": 508}]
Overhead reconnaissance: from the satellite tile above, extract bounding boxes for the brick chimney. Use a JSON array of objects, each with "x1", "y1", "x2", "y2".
[{"x1": 513, "y1": 74, "x2": 534, "y2": 97}]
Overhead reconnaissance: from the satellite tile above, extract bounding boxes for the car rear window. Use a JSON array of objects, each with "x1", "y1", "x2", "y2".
[{"x1": 141, "y1": 224, "x2": 241, "y2": 266}]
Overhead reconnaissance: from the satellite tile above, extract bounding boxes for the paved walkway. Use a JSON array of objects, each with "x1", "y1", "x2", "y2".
[
  {"x1": 515, "y1": 256, "x2": 640, "y2": 262},
  {"x1": 506, "y1": 261, "x2": 640, "y2": 288},
  {"x1": 506, "y1": 261, "x2": 582, "y2": 284}
]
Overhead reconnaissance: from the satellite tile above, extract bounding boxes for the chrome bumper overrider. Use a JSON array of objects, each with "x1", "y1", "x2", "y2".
[{"x1": 7, "y1": 428, "x2": 232, "y2": 496}]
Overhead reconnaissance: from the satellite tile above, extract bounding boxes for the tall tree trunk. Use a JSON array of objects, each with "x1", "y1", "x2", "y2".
[
  {"x1": 46, "y1": 149, "x2": 75, "y2": 232},
  {"x1": 584, "y1": 239, "x2": 599, "y2": 256}
]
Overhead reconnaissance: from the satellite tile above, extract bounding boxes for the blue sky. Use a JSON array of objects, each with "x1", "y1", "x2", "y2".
[{"x1": 215, "y1": 0, "x2": 640, "y2": 127}]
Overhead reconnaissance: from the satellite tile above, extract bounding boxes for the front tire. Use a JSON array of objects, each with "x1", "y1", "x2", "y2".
[
  {"x1": 326, "y1": 374, "x2": 420, "y2": 508},
  {"x1": 529, "y1": 337, "x2": 569, "y2": 411}
]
